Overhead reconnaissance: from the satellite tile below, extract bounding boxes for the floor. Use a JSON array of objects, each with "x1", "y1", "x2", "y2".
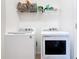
[{"x1": 36, "y1": 54, "x2": 41, "y2": 59}]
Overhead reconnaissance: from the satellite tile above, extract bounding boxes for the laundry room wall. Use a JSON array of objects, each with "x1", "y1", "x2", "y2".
[
  {"x1": 2, "y1": 0, "x2": 77, "y2": 59},
  {"x1": 1, "y1": 0, "x2": 6, "y2": 59}
]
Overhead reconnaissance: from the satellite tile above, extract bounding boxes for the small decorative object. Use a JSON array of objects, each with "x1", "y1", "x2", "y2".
[
  {"x1": 44, "y1": 4, "x2": 57, "y2": 11},
  {"x1": 38, "y1": 6, "x2": 44, "y2": 13},
  {"x1": 28, "y1": 3, "x2": 37, "y2": 12},
  {"x1": 17, "y1": 0, "x2": 37, "y2": 12},
  {"x1": 44, "y1": 4, "x2": 54, "y2": 11},
  {"x1": 37, "y1": 4, "x2": 57, "y2": 13},
  {"x1": 17, "y1": 2, "x2": 27, "y2": 12}
]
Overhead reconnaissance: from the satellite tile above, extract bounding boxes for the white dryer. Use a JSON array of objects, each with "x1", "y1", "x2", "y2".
[
  {"x1": 41, "y1": 31, "x2": 70, "y2": 59},
  {"x1": 4, "y1": 32, "x2": 35, "y2": 59}
]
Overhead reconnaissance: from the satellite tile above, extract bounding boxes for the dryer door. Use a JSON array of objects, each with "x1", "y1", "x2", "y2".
[
  {"x1": 45, "y1": 40, "x2": 66, "y2": 55},
  {"x1": 41, "y1": 35, "x2": 70, "y2": 59}
]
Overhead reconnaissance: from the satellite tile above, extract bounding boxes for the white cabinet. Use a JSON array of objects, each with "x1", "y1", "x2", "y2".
[{"x1": 4, "y1": 34, "x2": 35, "y2": 59}]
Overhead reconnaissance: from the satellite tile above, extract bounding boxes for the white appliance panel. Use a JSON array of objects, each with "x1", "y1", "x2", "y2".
[
  {"x1": 41, "y1": 32, "x2": 70, "y2": 59},
  {"x1": 5, "y1": 35, "x2": 35, "y2": 59}
]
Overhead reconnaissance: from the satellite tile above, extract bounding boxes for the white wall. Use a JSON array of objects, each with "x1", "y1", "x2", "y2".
[
  {"x1": 1, "y1": 0, "x2": 6, "y2": 59},
  {"x1": 3, "y1": 0, "x2": 77, "y2": 59}
]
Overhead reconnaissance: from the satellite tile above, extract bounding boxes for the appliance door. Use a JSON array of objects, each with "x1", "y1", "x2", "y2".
[
  {"x1": 4, "y1": 35, "x2": 35, "y2": 59},
  {"x1": 42, "y1": 36, "x2": 70, "y2": 59},
  {"x1": 45, "y1": 40, "x2": 66, "y2": 55}
]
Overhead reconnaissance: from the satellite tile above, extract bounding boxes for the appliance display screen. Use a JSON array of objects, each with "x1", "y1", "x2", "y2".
[{"x1": 45, "y1": 40, "x2": 66, "y2": 55}]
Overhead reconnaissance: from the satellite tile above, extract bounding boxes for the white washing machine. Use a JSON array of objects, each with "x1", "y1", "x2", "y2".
[
  {"x1": 4, "y1": 31, "x2": 35, "y2": 59},
  {"x1": 41, "y1": 31, "x2": 70, "y2": 59}
]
